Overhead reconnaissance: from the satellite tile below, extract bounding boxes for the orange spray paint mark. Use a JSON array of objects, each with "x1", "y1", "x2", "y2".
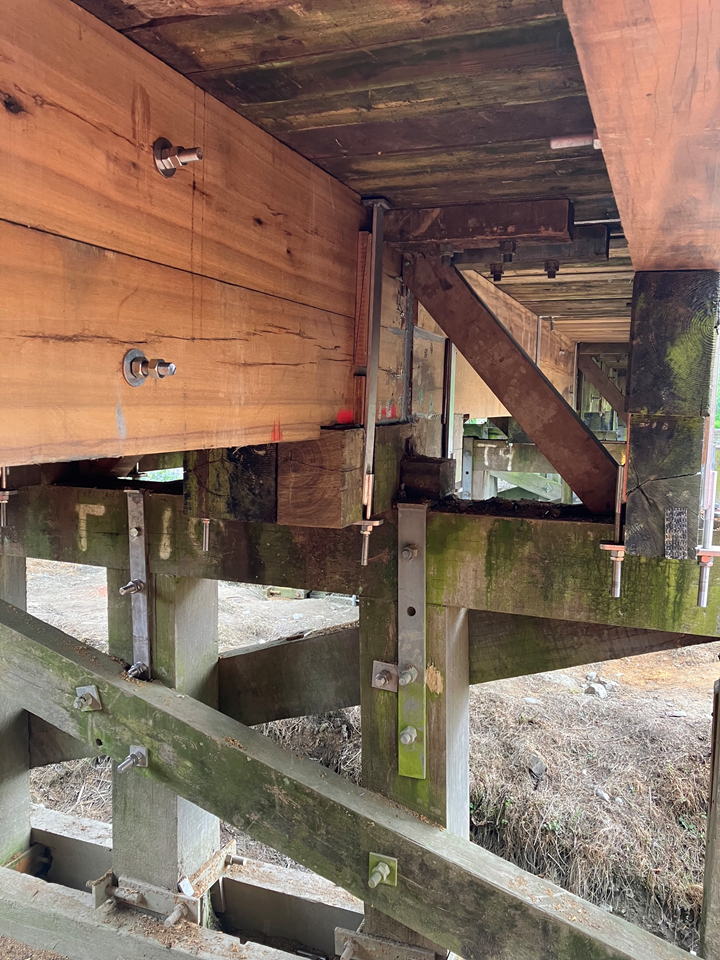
[{"x1": 270, "y1": 421, "x2": 283, "y2": 442}]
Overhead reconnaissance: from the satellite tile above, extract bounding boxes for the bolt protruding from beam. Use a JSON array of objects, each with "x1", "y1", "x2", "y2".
[
  {"x1": 490, "y1": 262, "x2": 503, "y2": 282},
  {"x1": 117, "y1": 745, "x2": 148, "y2": 773},
  {"x1": 127, "y1": 661, "x2": 149, "y2": 680},
  {"x1": 119, "y1": 579, "x2": 144, "y2": 596},
  {"x1": 545, "y1": 259, "x2": 560, "y2": 279},
  {"x1": 401, "y1": 544, "x2": 418, "y2": 561},
  {"x1": 399, "y1": 725, "x2": 418, "y2": 746},
  {"x1": 164, "y1": 901, "x2": 190, "y2": 928},
  {"x1": 339, "y1": 939, "x2": 356, "y2": 960},
  {"x1": 368, "y1": 861, "x2": 391, "y2": 889},
  {"x1": 73, "y1": 693, "x2": 92, "y2": 710},
  {"x1": 398, "y1": 665, "x2": 418, "y2": 687},
  {"x1": 374, "y1": 670, "x2": 391, "y2": 687}
]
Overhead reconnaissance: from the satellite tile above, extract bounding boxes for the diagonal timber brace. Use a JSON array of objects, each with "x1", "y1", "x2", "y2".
[
  {"x1": 0, "y1": 600, "x2": 693, "y2": 960},
  {"x1": 403, "y1": 253, "x2": 618, "y2": 513}
]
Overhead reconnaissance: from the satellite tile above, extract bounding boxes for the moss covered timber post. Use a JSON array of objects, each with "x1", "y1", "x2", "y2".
[
  {"x1": 0, "y1": 556, "x2": 28, "y2": 867},
  {"x1": 625, "y1": 271, "x2": 719, "y2": 559}
]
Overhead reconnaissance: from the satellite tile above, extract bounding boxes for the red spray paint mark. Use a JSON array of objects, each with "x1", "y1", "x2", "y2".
[
  {"x1": 380, "y1": 406, "x2": 387, "y2": 419},
  {"x1": 270, "y1": 420, "x2": 283, "y2": 442},
  {"x1": 337, "y1": 408, "x2": 354, "y2": 424},
  {"x1": 389, "y1": 404, "x2": 398, "y2": 420}
]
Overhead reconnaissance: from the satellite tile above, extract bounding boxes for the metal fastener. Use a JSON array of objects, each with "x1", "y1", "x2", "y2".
[
  {"x1": 367, "y1": 853, "x2": 397, "y2": 889},
  {"x1": 401, "y1": 544, "x2": 418, "y2": 561},
  {"x1": 374, "y1": 670, "x2": 391, "y2": 687},
  {"x1": 73, "y1": 684, "x2": 103, "y2": 712},
  {"x1": 119, "y1": 579, "x2": 144, "y2": 596},
  {"x1": 126, "y1": 661, "x2": 149, "y2": 680},
  {"x1": 545, "y1": 259, "x2": 560, "y2": 279},
  {"x1": 500, "y1": 240, "x2": 516, "y2": 263},
  {"x1": 117, "y1": 745, "x2": 148, "y2": 774},
  {"x1": 398, "y1": 665, "x2": 418, "y2": 687},
  {"x1": 164, "y1": 901, "x2": 190, "y2": 928},
  {"x1": 399, "y1": 726, "x2": 418, "y2": 746},
  {"x1": 201, "y1": 518, "x2": 210, "y2": 552},
  {"x1": 123, "y1": 349, "x2": 177, "y2": 387},
  {"x1": 490, "y1": 262, "x2": 503, "y2": 282},
  {"x1": 154, "y1": 137, "x2": 203, "y2": 178}
]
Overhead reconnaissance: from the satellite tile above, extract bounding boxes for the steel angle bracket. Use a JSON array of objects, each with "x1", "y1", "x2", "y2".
[
  {"x1": 125, "y1": 490, "x2": 152, "y2": 679},
  {"x1": 397, "y1": 503, "x2": 427, "y2": 779}
]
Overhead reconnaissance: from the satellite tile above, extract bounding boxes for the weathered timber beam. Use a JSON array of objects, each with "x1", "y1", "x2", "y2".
[
  {"x1": 219, "y1": 627, "x2": 360, "y2": 726},
  {"x1": 0, "y1": 603, "x2": 693, "y2": 960},
  {"x1": 467, "y1": 611, "x2": 711, "y2": 683},
  {"x1": 577, "y1": 342, "x2": 629, "y2": 356},
  {"x1": 0, "y1": 866, "x2": 296, "y2": 960},
  {"x1": 577, "y1": 354, "x2": 627, "y2": 423},
  {"x1": 7, "y1": 485, "x2": 720, "y2": 636},
  {"x1": 404, "y1": 254, "x2": 618, "y2": 513},
  {"x1": 28, "y1": 714, "x2": 99, "y2": 767},
  {"x1": 384, "y1": 200, "x2": 572, "y2": 249},
  {"x1": 426, "y1": 511, "x2": 720, "y2": 636},
  {"x1": 0, "y1": 485, "x2": 395, "y2": 602},
  {"x1": 473, "y1": 439, "x2": 625, "y2": 474},
  {"x1": 563, "y1": 0, "x2": 720, "y2": 270},
  {"x1": 454, "y1": 224, "x2": 609, "y2": 268}
]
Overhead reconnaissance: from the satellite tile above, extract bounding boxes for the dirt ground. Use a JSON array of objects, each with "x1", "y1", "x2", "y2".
[{"x1": 8, "y1": 559, "x2": 720, "y2": 956}]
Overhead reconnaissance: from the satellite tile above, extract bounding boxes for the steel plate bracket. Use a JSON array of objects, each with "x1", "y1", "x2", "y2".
[{"x1": 397, "y1": 503, "x2": 427, "y2": 779}]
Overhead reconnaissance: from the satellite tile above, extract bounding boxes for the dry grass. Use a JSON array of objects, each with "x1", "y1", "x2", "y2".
[{"x1": 467, "y1": 684, "x2": 709, "y2": 952}]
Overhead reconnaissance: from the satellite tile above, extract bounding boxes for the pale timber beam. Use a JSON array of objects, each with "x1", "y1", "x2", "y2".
[
  {"x1": 0, "y1": 0, "x2": 364, "y2": 465},
  {"x1": 1, "y1": 0, "x2": 363, "y2": 314},
  {"x1": 403, "y1": 253, "x2": 618, "y2": 513},
  {"x1": 384, "y1": 199, "x2": 572, "y2": 249},
  {"x1": 473, "y1": 438, "x2": 625, "y2": 474},
  {"x1": 563, "y1": 0, "x2": 720, "y2": 270},
  {"x1": 0, "y1": 867, "x2": 298, "y2": 960},
  {"x1": 577, "y1": 354, "x2": 627, "y2": 424},
  {"x1": 0, "y1": 603, "x2": 694, "y2": 960}
]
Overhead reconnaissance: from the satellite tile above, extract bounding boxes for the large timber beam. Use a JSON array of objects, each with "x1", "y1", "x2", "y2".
[
  {"x1": 0, "y1": 867, "x2": 297, "y2": 960},
  {"x1": 33, "y1": 610, "x2": 719, "y2": 769},
  {"x1": 7, "y1": 485, "x2": 720, "y2": 635},
  {"x1": 219, "y1": 626, "x2": 361, "y2": 726},
  {"x1": 473, "y1": 439, "x2": 625, "y2": 474},
  {"x1": 0, "y1": 602, "x2": 693, "y2": 960},
  {"x1": 0, "y1": 0, "x2": 363, "y2": 465},
  {"x1": 384, "y1": 199, "x2": 572, "y2": 249},
  {"x1": 404, "y1": 253, "x2": 618, "y2": 513},
  {"x1": 563, "y1": 0, "x2": 720, "y2": 270}
]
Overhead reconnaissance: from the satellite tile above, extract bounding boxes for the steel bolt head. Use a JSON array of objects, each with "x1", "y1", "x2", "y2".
[
  {"x1": 401, "y1": 544, "x2": 418, "y2": 561},
  {"x1": 399, "y1": 725, "x2": 418, "y2": 746},
  {"x1": 129, "y1": 527, "x2": 140, "y2": 539},
  {"x1": 374, "y1": 672, "x2": 389, "y2": 686}
]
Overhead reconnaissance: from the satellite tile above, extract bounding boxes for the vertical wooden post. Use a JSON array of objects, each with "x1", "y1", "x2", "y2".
[
  {"x1": 625, "y1": 271, "x2": 719, "y2": 559},
  {"x1": 702, "y1": 679, "x2": 720, "y2": 959},
  {"x1": 360, "y1": 599, "x2": 469, "y2": 951},
  {"x1": 0, "y1": 556, "x2": 29, "y2": 865},
  {"x1": 108, "y1": 571, "x2": 220, "y2": 896}
]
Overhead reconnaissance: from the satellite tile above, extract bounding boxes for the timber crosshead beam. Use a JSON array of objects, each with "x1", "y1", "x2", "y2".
[
  {"x1": 5, "y1": 485, "x2": 720, "y2": 636},
  {"x1": 403, "y1": 253, "x2": 618, "y2": 513},
  {"x1": 0, "y1": 601, "x2": 693, "y2": 960},
  {"x1": 384, "y1": 199, "x2": 573, "y2": 249}
]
